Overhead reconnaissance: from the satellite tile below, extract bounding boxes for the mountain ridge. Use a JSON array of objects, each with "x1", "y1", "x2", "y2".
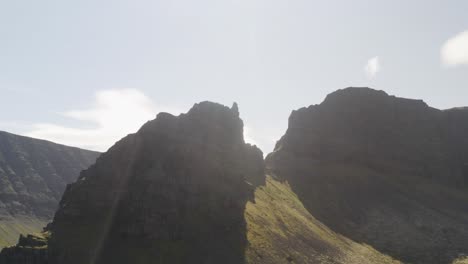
[
  {"x1": 0, "y1": 130, "x2": 100, "y2": 248},
  {"x1": 267, "y1": 87, "x2": 468, "y2": 264},
  {"x1": 2, "y1": 87, "x2": 468, "y2": 264}
]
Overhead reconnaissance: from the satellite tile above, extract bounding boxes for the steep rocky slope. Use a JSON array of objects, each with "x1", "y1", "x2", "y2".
[
  {"x1": 244, "y1": 176, "x2": 399, "y2": 264},
  {"x1": 0, "y1": 131, "x2": 99, "y2": 247},
  {"x1": 1, "y1": 101, "x2": 398, "y2": 264},
  {"x1": 267, "y1": 87, "x2": 468, "y2": 264},
  {"x1": 0, "y1": 175, "x2": 399, "y2": 264},
  {"x1": 3, "y1": 89, "x2": 468, "y2": 264},
  {"x1": 46, "y1": 102, "x2": 265, "y2": 264}
]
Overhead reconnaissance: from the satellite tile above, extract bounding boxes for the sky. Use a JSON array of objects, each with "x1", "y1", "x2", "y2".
[{"x1": 1, "y1": 0, "x2": 468, "y2": 153}]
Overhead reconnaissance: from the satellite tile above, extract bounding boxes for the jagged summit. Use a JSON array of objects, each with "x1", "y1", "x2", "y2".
[
  {"x1": 42, "y1": 101, "x2": 264, "y2": 264},
  {"x1": 137, "y1": 101, "x2": 245, "y2": 147},
  {"x1": 3, "y1": 89, "x2": 468, "y2": 264},
  {"x1": 231, "y1": 102, "x2": 239, "y2": 116}
]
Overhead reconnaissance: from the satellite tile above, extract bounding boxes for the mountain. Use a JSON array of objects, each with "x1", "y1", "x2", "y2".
[
  {"x1": 266, "y1": 87, "x2": 468, "y2": 264},
  {"x1": 46, "y1": 102, "x2": 264, "y2": 264},
  {"x1": 0, "y1": 101, "x2": 399, "y2": 264},
  {"x1": 0, "y1": 131, "x2": 100, "y2": 247},
  {"x1": 2, "y1": 89, "x2": 468, "y2": 264}
]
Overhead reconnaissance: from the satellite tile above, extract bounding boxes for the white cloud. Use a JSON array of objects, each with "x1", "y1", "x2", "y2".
[
  {"x1": 364, "y1": 56, "x2": 380, "y2": 79},
  {"x1": 25, "y1": 89, "x2": 180, "y2": 151},
  {"x1": 22, "y1": 89, "x2": 268, "y2": 153},
  {"x1": 243, "y1": 126, "x2": 259, "y2": 147},
  {"x1": 441, "y1": 30, "x2": 468, "y2": 67}
]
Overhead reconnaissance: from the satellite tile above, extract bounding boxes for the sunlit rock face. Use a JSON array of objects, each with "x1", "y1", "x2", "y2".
[
  {"x1": 0, "y1": 131, "x2": 99, "y2": 247},
  {"x1": 47, "y1": 102, "x2": 265, "y2": 264},
  {"x1": 267, "y1": 87, "x2": 468, "y2": 264}
]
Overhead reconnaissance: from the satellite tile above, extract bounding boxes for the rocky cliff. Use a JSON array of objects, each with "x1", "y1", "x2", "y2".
[
  {"x1": 0, "y1": 131, "x2": 99, "y2": 247},
  {"x1": 3, "y1": 89, "x2": 468, "y2": 264},
  {"x1": 46, "y1": 102, "x2": 265, "y2": 264},
  {"x1": 267, "y1": 87, "x2": 468, "y2": 264},
  {"x1": 2, "y1": 100, "x2": 403, "y2": 264}
]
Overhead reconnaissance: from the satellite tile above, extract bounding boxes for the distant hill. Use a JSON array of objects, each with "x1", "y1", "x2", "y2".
[
  {"x1": 0, "y1": 131, "x2": 100, "y2": 247},
  {"x1": 2, "y1": 88, "x2": 468, "y2": 264}
]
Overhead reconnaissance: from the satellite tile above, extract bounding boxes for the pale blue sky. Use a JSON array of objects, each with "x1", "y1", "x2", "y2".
[{"x1": 1, "y1": 0, "x2": 468, "y2": 152}]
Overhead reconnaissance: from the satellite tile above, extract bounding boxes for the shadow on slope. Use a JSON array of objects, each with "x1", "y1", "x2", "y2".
[
  {"x1": 270, "y1": 160, "x2": 468, "y2": 264},
  {"x1": 265, "y1": 87, "x2": 468, "y2": 264}
]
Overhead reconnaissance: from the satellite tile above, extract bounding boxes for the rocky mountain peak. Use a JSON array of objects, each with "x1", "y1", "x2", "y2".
[
  {"x1": 322, "y1": 87, "x2": 428, "y2": 111},
  {"x1": 267, "y1": 87, "x2": 468, "y2": 264},
  {"x1": 287, "y1": 87, "x2": 430, "y2": 133},
  {"x1": 4, "y1": 89, "x2": 468, "y2": 264},
  {"x1": 43, "y1": 101, "x2": 264, "y2": 264},
  {"x1": 137, "y1": 101, "x2": 245, "y2": 149},
  {"x1": 322, "y1": 86, "x2": 389, "y2": 104}
]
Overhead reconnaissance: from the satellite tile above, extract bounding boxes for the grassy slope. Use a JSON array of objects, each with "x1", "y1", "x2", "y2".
[
  {"x1": 245, "y1": 176, "x2": 400, "y2": 264},
  {"x1": 0, "y1": 131, "x2": 99, "y2": 249},
  {"x1": 269, "y1": 161, "x2": 468, "y2": 264},
  {"x1": 2, "y1": 175, "x2": 465, "y2": 263},
  {"x1": 0, "y1": 216, "x2": 47, "y2": 248}
]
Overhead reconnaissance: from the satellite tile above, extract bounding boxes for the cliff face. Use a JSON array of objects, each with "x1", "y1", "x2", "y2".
[
  {"x1": 267, "y1": 87, "x2": 468, "y2": 264},
  {"x1": 3, "y1": 89, "x2": 468, "y2": 264},
  {"x1": 0, "y1": 131, "x2": 99, "y2": 247},
  {"x1": 2, "y1": 100, "x2": 401, "y2": 264},
  {"x1": 47, "y1": 102, "x2": 265, "y2": 264}
]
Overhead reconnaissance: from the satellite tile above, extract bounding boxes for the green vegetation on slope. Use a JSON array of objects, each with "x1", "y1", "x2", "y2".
[
  {"x1": 0, "y1": 131, "x2": 99, "y2": 248},
  {"x1": 453, "y1": 258, "x2": 468, "y2": 264},
  {"x1": 245, "y1": 176, "x2": 400, "y2": 264},
  {"x1": 0, "y1": 216, "x2": 48, "y2": 248}
]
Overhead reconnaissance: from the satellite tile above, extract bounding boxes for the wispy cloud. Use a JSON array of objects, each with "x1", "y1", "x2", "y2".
[
  {"x1": 243, "y1": 126, "x2": 259, "y2": 147},
  {"x1": 23, "y1": 89, "x2": 267, "y2": 153},
  {"x1": 364, "y1": 56, "x2": 380, "y2": 79},
  {"x1": 26, "y1": 89, "x2": 180, "y2": 151},
  {"x1": 441, "y1": 30, "x2": 468, "y2": 67}
]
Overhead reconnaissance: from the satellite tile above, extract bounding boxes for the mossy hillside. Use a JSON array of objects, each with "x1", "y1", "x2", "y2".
[
  {"x1": 17, "y1": 232, "x2": 50, "y2": 249},
  {"x1": 0, "y1": 216, "x2": 47, "y2": 248},
  {"x1": 245, "y1": 176, "x2": 400, "y2": 264},
  {"x1": 454, "y1": 257, "x2": 468, "y2": 264},
  {"x1": 0, "y1": 232, "x2": 49, "y2": 264}
]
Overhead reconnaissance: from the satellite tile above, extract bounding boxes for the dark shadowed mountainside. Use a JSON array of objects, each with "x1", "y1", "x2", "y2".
[
  {"x1": 2, "y1": 101, "x2": 399, "y2": 264},
  {"x1": 3, "y1": 89, "x2": 468, "y2": 264},
  {"x1": 267, "y1": 87, "x2": 468, "y2": 264},
  {"x1": 46, "y1": 102, "x2": 265, "y2": 264},
  {"x1": 0, "y1": 131, "x2": 100, "y2": 247}
]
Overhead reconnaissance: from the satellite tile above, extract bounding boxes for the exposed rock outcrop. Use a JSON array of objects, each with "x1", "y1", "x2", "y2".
[
  {"x1": 46, "y1": 102, "x2": 265, "y2": 264},
  {"x1": 0, "y1": 233, "x2": 49, "y2": 264},
  {"x1": 267, "y1": 87, "x2": 468, "y2": 264},
  {"x1": 4, "y1": 88, "x2": 468, "y2": 264}
]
